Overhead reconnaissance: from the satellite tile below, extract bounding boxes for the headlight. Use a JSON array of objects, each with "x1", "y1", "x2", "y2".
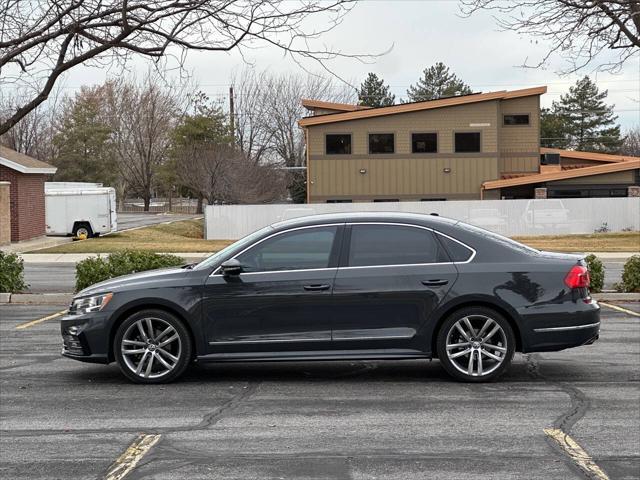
[{"x1": 69, "y1": 293, "x2": 113, "y2": 315}]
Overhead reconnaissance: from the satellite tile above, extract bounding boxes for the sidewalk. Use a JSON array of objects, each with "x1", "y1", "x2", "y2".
[
  {"x1": 19, "y1": 252, "x2": 210, "y2": 263},
  {"x1": 1, "y1": 236, "x2": 73, "y2": 254}
]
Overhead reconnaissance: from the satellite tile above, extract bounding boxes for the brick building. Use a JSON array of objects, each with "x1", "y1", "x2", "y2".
[
  {"x1": 299, "y1": 87, "x2": 640, "y2": 202},
  {"x1": 0, "y1": 146, "x2": 57, "y2": 242}
]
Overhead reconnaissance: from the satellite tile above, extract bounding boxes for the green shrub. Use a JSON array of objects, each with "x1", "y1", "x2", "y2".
[
  {"x1": 0, "y1": 252, "x2": 27, "y2": 293},
  {"x1": 584, "y1": 254, "x2": 604, "y2": 293},
  {"x1": 76, "y1": 250, "x2": 185, "y2": 292},
  {"x1": 616, "y1": 255, "x2": 640, "y2": 293}
]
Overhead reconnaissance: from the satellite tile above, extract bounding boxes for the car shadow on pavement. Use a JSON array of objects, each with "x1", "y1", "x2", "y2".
[{"x1": 64, "y1": 354, "x2": 569, "y2": 385}]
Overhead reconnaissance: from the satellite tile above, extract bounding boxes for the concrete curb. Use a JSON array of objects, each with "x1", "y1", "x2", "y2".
[
  {"x1": 593, "y1": 292, "x2": 640, "y2": 302},
  {"x1": 1, "y1": 293, "x2": 73, "y2": 305}
]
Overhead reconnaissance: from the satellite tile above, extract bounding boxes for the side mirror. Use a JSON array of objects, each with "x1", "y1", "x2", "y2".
[{"x1": 220, "y1": 258, "x2": 242, "y2": 277}]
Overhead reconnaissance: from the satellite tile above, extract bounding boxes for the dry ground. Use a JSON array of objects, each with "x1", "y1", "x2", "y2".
[{"x1": 34, "y1": 219, "x2": 639, "y2": 254}]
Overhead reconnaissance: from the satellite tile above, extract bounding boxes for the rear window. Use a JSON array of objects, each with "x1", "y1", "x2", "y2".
[
  {"x1": 457, "y1": 222, "x2": 539, "y2": 255},
  {"x1": 348, "y1": 224, "x2": 446, "y2": 267},
  {"x1": 436, "y1": 234, "x2": 474, "y2": 262}
]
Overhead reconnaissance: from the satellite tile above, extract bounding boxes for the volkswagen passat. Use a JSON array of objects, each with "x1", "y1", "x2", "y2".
[{"x1": 61, "y1": 212, "x2": 600, "y2": 383}]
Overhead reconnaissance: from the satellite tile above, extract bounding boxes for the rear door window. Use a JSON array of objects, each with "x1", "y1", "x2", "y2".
[{"x1": 347, "y1": 224, "x2": 446, "y2": 267}]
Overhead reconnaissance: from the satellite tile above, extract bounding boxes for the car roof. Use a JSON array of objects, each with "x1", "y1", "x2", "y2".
[{"x1": 270, "y1": 211, "x2": 460, "y2": 231}]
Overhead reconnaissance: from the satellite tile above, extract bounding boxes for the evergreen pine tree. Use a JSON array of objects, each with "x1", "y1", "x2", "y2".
[
  {"x1": 550, "y1": 76, "x2": 622, "y2": 153},
  {"x1": 357, "y1": 73, "x2": 396, "y2": 107},
  {"x1": 406, "y1": 62, "x2": 472, "y2": 102}
]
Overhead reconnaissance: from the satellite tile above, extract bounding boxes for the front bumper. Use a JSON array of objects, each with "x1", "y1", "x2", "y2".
[
  {"x1": 521, "y1": 300, "x2": 601, "y2": 353},
  {"x1": 60, "y1": 311, "x2": 111, "y2": 364}
]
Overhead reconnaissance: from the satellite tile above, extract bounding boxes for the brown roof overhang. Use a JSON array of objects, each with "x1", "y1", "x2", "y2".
[
  {"x1": 483, "y1": 158, "x2": 640, "y2": 190},
  {"x1": 0, "y1": 145, "x2": 57, "y2": 174},
  {"x1": 299, "y1": 86, "x2": 547, "y2": 127}
]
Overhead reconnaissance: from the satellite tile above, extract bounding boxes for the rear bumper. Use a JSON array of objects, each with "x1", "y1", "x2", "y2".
[{"x1": 521, "y1": 301, "x2": 601, "y2": 353}]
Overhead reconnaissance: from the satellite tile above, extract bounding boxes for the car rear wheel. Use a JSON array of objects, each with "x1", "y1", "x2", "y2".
[
  {"x1": 436, "y1": 307, "x2": 515, "y2": 382},
  {"x1": 114, "y1": 310, "x2": 192, "y2": 384}
]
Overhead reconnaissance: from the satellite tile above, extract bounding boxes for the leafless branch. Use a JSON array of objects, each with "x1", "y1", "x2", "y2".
[{"x1": 459, "y1": 0, "x2": 640, "y2": 74}]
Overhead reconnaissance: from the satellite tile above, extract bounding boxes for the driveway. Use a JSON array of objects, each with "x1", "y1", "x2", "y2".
[
  {"x1": 0, "y1": 303, "x2": 638, "y2": 479},
  {"x1": 115, "y1": 213, "x2": 200, "y2": 232}
]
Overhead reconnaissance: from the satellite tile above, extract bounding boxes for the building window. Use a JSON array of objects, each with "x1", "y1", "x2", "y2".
[
  {"x1": 421, "y1": 198, "x2": 447, "y2": 201},
  {"x1": 412, "y1": 133, "x2": 437, "y2": 153},
  {"x1": 373, "y1": 199, "x2": 399, "y2": 202},
  {"x1": 326, "y1": 134, "x2": 351, "y2": 155},
  {"x1": 454, "y1": 132, "x2": 481, "y2": 153},
  {"x1": 326, "y1": 199, "x2": 353, "y2": 203},
  {"x1": 503, "y1": 114, "x2": 530, "y2": 126},
  {"x1": 369, "y1": 133, "x2": 395, "y2": 154}
]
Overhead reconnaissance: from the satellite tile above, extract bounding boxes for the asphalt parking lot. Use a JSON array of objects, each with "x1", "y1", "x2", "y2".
[{"x1": 0, "y1": 304, "x2": 638, "y2": 480}]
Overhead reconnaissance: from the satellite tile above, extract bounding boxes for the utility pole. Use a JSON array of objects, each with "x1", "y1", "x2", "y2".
[{"x1": 229, "y1": 86, "x2": 235, "y2": 143}]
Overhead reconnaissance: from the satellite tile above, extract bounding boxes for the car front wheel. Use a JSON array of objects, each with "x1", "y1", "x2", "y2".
[
  {"x1": 436, "y1": 307, "x2": 515, "y2": 382},
  {"x1": 114, "y1": 310, "x2": 192, "y2": 384}
]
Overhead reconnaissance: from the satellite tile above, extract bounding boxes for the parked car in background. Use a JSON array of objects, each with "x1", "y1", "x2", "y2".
[
  {"x1": 61, "y1": 212, "x2": 600, "y2": 384},
  {"x1": 522, "y1": 199, "x2": 570, "y2": 230},
  {"x1": 45, "y1": 182, "x2": 117, "y2": 237}
]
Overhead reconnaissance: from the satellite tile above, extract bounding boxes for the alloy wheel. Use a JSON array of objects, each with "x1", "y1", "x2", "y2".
[
  {"x1": 445, "y1": 314, "x2": 508, "y2": 377},
  {"x1": 121, "y1": 317, "x2": 182, "y2": 379}
]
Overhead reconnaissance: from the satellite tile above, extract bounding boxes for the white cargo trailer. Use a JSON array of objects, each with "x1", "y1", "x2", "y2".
[{"x1": 45, "y1": 183, "x2": 117, "y2": 237}]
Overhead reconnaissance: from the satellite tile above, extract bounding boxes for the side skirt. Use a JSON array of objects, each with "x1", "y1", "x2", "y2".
[{"x1": 196, "y1": 348, "x2": 431, "y2": 363}]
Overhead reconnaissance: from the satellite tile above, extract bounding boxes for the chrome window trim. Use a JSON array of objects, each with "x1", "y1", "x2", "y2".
[
  {"x1": 209, "y1": 220, "x2": 476, "y2": 276},
  {"x1": 211, "y1": 223, "x2": 344, "y2": 276},
  {"x1": 344, "y1": 222, "x2": 476, "y2": 267},
  {"x1": 533, "y1": 322, "x2": 600, "y2": 333}
]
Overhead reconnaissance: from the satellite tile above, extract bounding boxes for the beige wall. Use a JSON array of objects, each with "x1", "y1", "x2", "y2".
[
  {"x1": 307, "y1": 101, "x2": 504, "y2": 201},
  {"x1": 309, "y1": 156, "x2": 498, "y2": 201},
  {"x1": 0, "y1": 181, "x2": 10, "y2": 245},
  {"x1": 498, "y1": 96, "x2": 540, "y2": 173},
  {"x1": 307, "y1": 101, "x2": 500, "y2": 157}
]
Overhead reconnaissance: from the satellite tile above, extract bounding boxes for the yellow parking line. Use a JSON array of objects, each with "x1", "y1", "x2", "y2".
[
  {"x1": 599, "y1": 302, "x2": 640, "y2": 317},
  {"x1": 544, "y1": 428, "x2": 609, "y2": 479},
  {"x1": 104, "y1": 433, "x2": 161, "y2": 480},
  {"x1": 15, "y1": 310, "x2": 66, "y2": 330}
]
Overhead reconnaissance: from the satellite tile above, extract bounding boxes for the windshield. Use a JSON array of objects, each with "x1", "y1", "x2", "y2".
[{"x1": 193, "y1": 225, "x2": 273, "y2": 271}]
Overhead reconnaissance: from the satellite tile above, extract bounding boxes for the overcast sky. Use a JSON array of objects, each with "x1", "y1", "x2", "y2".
[{"x1": 57, "y1": 0, "x2": 640, "y2": 130}]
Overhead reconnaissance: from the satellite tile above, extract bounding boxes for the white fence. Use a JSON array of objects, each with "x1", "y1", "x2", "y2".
[{"x1": 205, "y1": 198, "x2": 640, "y2": 239}]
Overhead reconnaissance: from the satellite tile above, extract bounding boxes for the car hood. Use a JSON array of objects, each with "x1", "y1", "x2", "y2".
[{"x1": 76, "y1": 266, "x2": 192, "y2": 297}]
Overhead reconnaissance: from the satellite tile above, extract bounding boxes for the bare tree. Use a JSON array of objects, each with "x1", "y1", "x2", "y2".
[
  {"x1": 107, "y1": 77, "x2": 185, "y2": 211},
  {"x1": 232, "y1": 70, "x2": 355, "y2": 201},
  {"x1": 0, "y1": 0, "x2": 366, "y2": 135},
  {"x1": 460, "y1": 1, "x2": 640, "y2": 73},
  {"x1": 176, "y1": 143, "x2": 284, "y2": 206},
  {"x1": 0, "y1": 91, "x2": 59, "y2": 161},
  {"x1": 622, "y1": 126, "x2": 640, "y2": 156}
]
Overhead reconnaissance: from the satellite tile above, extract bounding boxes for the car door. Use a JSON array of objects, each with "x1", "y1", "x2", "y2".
[
  {"x1": 202, "y1": 224, "x2": 343, "y2": 354},
  {"x1": 331, "y1": 223, "x2": 457, "y2": 350}
]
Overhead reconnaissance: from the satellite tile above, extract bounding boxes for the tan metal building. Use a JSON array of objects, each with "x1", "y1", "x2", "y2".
[{"x1": 299, "y1": 87, "x2": 640, "y2": 203}]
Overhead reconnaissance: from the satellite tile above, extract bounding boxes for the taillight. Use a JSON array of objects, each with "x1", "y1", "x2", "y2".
[{"x1": 564, "y1": 265, "x2": 590, "y2": 289}]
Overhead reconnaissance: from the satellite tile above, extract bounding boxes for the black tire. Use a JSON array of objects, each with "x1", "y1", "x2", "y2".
[
  {"x1": 436, "y1": 306, "x2": 515, "y2": 382},
  {"x1": 73, "y1": 222, "x2": 93, "y2": 238},
  {"x1": 113, "y1": 309, "x2": 192, "y2": 384}
]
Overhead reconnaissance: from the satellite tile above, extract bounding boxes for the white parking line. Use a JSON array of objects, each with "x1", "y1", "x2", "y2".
[
  {"x1": 544, "y1": 428, "x2": 609, "y2": 479},
  {"x1": 104, "y1": 433, "x2": 161, "y2": 480}
]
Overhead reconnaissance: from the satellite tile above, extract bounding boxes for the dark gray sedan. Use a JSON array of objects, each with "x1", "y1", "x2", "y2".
[{"x1": 61, "y1": 212, "x2": 600, "y2": 383}]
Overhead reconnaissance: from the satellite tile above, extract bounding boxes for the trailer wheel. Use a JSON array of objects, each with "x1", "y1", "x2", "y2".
[{"x1": 73, "y1": 222, "x2": 94, "y2": 238}]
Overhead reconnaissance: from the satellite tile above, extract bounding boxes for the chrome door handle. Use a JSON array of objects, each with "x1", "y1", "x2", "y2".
[
  {"x1": 421, "y1": 279, "x2": 449, "y2": 287},
  {"x1": 303, "y1": 284, "x2": 331, "y2": 291}
]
